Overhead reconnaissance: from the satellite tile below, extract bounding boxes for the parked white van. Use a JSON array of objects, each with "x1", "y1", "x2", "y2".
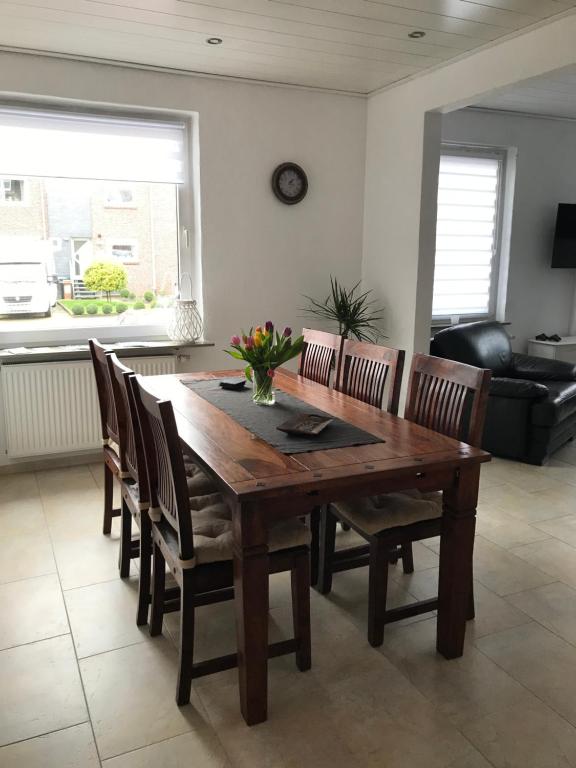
[{"x1": 0, "y1": 239, "x2": 55, "y2": 317}]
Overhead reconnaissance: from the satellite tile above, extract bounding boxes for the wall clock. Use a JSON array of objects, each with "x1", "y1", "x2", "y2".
[{"x1": 271, "y1": 162, "x2": 308, "y2": 205}]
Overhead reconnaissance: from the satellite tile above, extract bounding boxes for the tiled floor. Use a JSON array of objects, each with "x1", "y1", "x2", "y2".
[{"x1": 3, "y1": 448, "x2": 576, "y2": 766}]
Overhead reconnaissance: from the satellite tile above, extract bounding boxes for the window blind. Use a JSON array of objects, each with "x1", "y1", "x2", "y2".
[
  {"x1": 433, "y1": 151, "x2": 502, "y2": 319},
  {"x1": 0, "y1": 107, "x2": 186, "y2": 184}
]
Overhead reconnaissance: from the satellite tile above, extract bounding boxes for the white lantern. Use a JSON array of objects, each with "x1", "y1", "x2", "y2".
[{"x1": 166, "y1": 273, "x2": 203, "y2": 342}]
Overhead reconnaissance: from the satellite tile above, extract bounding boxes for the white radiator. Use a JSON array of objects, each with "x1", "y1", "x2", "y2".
[{"x1": 1, "y1": 356, "x2": 176, "y2": 458}]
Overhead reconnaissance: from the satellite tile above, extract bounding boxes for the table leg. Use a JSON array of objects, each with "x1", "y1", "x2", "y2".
[
  {"x1": 233, "y1": 501, "x2": 269, "y2": 726},
  {"x1": 437, "y1": 464, "x2": 480, "y2": 659}
]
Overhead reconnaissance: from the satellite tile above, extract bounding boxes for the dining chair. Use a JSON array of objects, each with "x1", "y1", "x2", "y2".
[
  {"x1": 317, "y1": 353, "x2": 491, "y2": 647},
  {"x1": 89, "y1": 338, "x2": 125, "y2": 536},
  {"x1": 108, "y1": 355, "x2": 218, "y2": 621},
  {"x1": 132, "y1": 374, "x2": 312, "y2": 705},
  {"x1": 335, "y1": 338, "x2": 405, "y2": 415},
  {"x1": 298, "y1": 328, "x2": 343, "y2": 387}
]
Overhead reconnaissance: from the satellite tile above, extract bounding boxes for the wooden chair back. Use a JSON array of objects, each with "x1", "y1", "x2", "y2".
[
  {"x1": 108, "y1": 354, "x2": 147, "y2": 499},
  {"x1": 298, "y1": 328, "x2": 342, "y2": 387},
  {"x1": 336, "y1": 339, "x2": 405, "y2": 414},
  {"x1": 132, "y1": 375, "x2": 194, "y2": 561},
  {"x1": 88, "y1": 338, "x2": 120, "y2": 446},
  {"x1": 405, "y1": 353, "x2": 491, "y2": 446}
]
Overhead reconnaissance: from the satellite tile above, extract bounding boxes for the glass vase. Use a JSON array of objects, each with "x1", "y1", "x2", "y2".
[{"x1": 252, "y1": 367, "x2": 275, "y2": 405}]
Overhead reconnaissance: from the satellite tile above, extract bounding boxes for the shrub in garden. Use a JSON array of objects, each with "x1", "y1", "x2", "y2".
[
  {"x1": 119, "y1": 288, "x2": 130, "y2": 299},
  {"x1": 149, "y1": 300, "x2": 157, "y2": 309},
  {"x1": 86, "y1": 304, "x2": 98, "y2": 315},
  {"x1": 133, "y1": 301, "x2": 145, "y2": 310},
  {"x1": 83, "y1": 261, "x2": 127, "y2": 301},
  {"x1": 144, "y1": 291, "x2": 154, "y2": 303},
  {"x1": 102, "y1": 303, "x2": 113, "y2": 314},
  {"x1": 129, "y1": 292, "x2": 136, "y2": 300},
  {"x1": 115, "y1": 302, "x2": 128, "y2": 314},
  {"x1": 72, "y1": 304, "x2": 85, "y2": 315}
]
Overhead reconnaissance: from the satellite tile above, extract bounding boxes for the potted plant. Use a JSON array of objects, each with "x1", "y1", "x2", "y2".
[
  {"x1": 225, "y1": 322, "x2": 303, "y2": 405},
  {"x1": 302, "y1": 276, "x2": 385, "y2": 341}
]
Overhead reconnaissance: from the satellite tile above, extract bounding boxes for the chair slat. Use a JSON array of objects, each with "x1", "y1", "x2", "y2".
[
  {"x1": 336, "y1": 339, "x2": 405, "y2": 414},
  {"x1": 298, "y1": 328, "x2": 342, "y2": 387}
]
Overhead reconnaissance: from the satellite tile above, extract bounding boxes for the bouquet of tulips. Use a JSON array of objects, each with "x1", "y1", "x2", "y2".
[{"x1": 225, "y1": 322, "x2": 303, "y2": 404}]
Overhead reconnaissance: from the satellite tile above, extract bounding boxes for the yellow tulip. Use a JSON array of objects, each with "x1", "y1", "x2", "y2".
[{"x1": 254, "y1": 333, "x2": 263, "y2": 347}]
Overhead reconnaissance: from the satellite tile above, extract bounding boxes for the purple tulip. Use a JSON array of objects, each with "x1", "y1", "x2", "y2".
[
  {"x1": 245, "y1": 336, "x2": 255, "y2": 349},
  {"x1": 265, "y1": 320, "x2": 274, "y2": 333},
  {"x1": 231, "y1": 335, "x2": 241, "y2": 346},
  {"x1": 283, "y1": 327, "x2": 292, "y2": 338}
]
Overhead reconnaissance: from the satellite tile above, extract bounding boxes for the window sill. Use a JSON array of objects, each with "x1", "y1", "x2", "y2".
[{"x1": 0, "y1": 339, "x2": 214, "y2": 365}]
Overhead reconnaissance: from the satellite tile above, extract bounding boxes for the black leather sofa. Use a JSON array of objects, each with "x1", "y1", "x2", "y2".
[{"x1": 430, "y1": 321, "x2": 576, "y2": 465}]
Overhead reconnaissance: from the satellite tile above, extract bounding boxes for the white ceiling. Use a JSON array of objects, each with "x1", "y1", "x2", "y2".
[
  {"x1": 474, "y1": 64, "x2": 576, "y2": 119},
  {"x1": 0, "y1": 0, "x2": 574, "y2": 95}
]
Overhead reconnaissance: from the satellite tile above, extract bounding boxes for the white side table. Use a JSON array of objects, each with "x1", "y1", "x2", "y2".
[{"x1": 528, "y1": 336, "x2": 576, "y2": 363}]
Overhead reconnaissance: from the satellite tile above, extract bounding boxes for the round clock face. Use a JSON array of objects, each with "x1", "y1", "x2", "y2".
[{"x1": 272, "y1": 163, "x2": 308, "y2": 205}]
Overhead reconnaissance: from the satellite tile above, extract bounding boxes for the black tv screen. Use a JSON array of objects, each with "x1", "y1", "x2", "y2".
[{"x1": 552, "y1": 204, "x2": 576, "y2": 268}]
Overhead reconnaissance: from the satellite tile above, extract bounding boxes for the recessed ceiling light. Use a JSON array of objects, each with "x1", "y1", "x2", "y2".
[
  {"x1": 408, "y1": 30, "x2": 426, "y2": 39},
  {"x1": 206, "y1": 37, "x2": 223, "y2": 45}
]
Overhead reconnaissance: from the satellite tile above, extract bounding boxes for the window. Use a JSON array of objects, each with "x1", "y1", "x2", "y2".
[
  {"x1": 109, "y1": 239, "x2": 139, "y2": 264},
  {"x1": 106, "y1": 186, "x2": 135, "y2": 207},
  {"x1": 1, "y1": 178, "x2": 25, "y2": 204},
  {"x1": 432, "y1": 146, "x2": 506, "y2": 321},
  {"x1": 0, "y1": 105, "x2": 192, "y2": 342}
]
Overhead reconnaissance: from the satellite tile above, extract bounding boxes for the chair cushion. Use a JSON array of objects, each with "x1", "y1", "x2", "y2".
[
  {"x1": 531, "y1": 380, "x2": 576, "y2": 427},
  {"x1": 184, "y1": 461, "x2": 218, "y2": 497},
  {"x1": 158, "y1": 493, "x2": 311, "y2": 566},
  {"x1": 332, "y1": 490, "x2": 442, "y2": 536}
]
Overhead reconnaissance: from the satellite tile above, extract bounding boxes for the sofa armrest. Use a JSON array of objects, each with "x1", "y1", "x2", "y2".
[
  {"x1": 490, "y1": 377, "x2": 549, "y2": 400},
  {"x1": 509, "y1": 353, "x2": 576, "y2": 381}
]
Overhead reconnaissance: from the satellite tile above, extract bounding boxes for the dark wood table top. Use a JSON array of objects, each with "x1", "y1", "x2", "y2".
[{"x1": 145, "y1": 369, "x2": 490, "y2": 503}]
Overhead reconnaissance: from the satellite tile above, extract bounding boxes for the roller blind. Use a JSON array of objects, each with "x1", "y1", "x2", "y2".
[
  {"x1": 433, "y1": 150, "x2": 503, "y2": 319},
  {"x1": 0, "y1": 107, "x2": 186, "y2": 183}
]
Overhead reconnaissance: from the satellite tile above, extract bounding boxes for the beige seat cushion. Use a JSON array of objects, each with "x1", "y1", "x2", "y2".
[
  {"x1": 158, "y1": 493, "x2": 311, "y2": 566},
  {"x1": 332, "y1": 490, "x2": 442, "y2": 536},
  {"x1": 184, "y1": 461, "x2": 218, "y2": 497}
]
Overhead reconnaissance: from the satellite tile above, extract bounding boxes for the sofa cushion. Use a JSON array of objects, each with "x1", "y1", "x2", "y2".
[
  {"x1": 531, "y1": 380, "x2": 576, "y2": 427},
  {"x1": 490, "y1": 378, "x2": 549, "y2": 400},
  {"x1": 431, "y1": 321, "x2": 513, "y2": 376}
]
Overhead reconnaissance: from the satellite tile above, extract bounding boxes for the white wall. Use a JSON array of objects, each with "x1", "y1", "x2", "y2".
[
  {"x1": 442, "y1": 108, "x2": 576, "y2": 352},
  {"x1": 363, "y1": 12, "x2": 576, "y2": 366},
  {"x1": 0, "y1": 52, "x2": 367, "y2": 372}
]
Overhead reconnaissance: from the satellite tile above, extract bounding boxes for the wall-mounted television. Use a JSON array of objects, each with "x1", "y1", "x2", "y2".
[{"x1": 552, "y1": 203, "x2": 576, "y2": 268}]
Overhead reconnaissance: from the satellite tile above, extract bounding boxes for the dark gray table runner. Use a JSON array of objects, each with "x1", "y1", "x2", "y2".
[{"x1": 182, "y1": 378, "x2": 383, "y2": 454}]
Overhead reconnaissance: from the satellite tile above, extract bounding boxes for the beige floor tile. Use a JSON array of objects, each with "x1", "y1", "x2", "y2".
[
  {"x1": 462, "y1": 697, "x2": 576, "y2": 768},
  {"x1": 0, "y1": 574, "x2": 69, "y2": 650},
  {"x1": 65, "y1": 577, "x2": 149, "y2": 658},
  {"x1": 0, "y1": 635, "x2": 88, "y2": 746},
  {"x1": 535, "y1": 515, "x2": 576, "y2": 549},
  {"x1": 472, "y1": 537, "x2": 555, "y2": 596},
  {"x1": 0, "y1": 497, "x2": 47, "y2": 539},
  {"x1": 477, "y1": 621, "x2": 576, "y2": 727},
  {"x1": 379, "y1": 616, "x2": 527, "y2": 729},
  {"x1": 507, "y1": 581, "x2": 576, "y2": 645},
  {"x1": 102, "y1": 730, "x2": 229, "y2": 768},
  {"x1": 80, "y1": 637, "x2": 204, "y2": 759},
  {"x1": 488, "y1": 458, "x2": 566, "y2": 493},
  {"x1": 53, "y1": 533, "x2": 124, "y2": 590},
  {"x1": 510, "y1": 538, "x2": 576, "y2": 589},
  {"x1": 36, "y1": 465, "x2": 98, "y2": 498},
  {"x1": 89, "y1": 461, "x2": 105, "y2": 488},
  {"x1": 0, "y1": 723, "x2": 99, "y2": 768},
  {"x1": 476, "y1": 502, "x2": 550, "y2": 549},
  {"x1": 0, "y1": 530, "x2": 56, "y2": 585},
  {"x1": 315, "y1": 657, "x2": 476, "y2": 768},
  {"x1": 479, "y1": 483, "x2": 566, "y2": 523},
  {"x1": 198, "y1": 671, "x2": 358, "y2": 768},
  {"x1": 0, "y1": 472, "x2": 40, "y2": 504}
]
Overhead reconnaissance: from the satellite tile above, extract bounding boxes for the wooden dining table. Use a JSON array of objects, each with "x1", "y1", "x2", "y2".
[{"x1": 145, "y1": 368, "x2": 490, "y2": 726}]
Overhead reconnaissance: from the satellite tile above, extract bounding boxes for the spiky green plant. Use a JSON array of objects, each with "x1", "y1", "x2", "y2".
[{"x1": 302, "y1": 277, "x2": 385, "y2": 341}]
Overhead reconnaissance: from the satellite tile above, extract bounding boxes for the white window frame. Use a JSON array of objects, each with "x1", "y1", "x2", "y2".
[
  {"x1": 432, "y1": 143, "x2": 508, "y2": 325},
  {"x1": 0, "y1": 101, "x2": 200, "y2": 348},
  {"x1": 0, "y1": 177, "x2": 27, "y2": 206}
]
